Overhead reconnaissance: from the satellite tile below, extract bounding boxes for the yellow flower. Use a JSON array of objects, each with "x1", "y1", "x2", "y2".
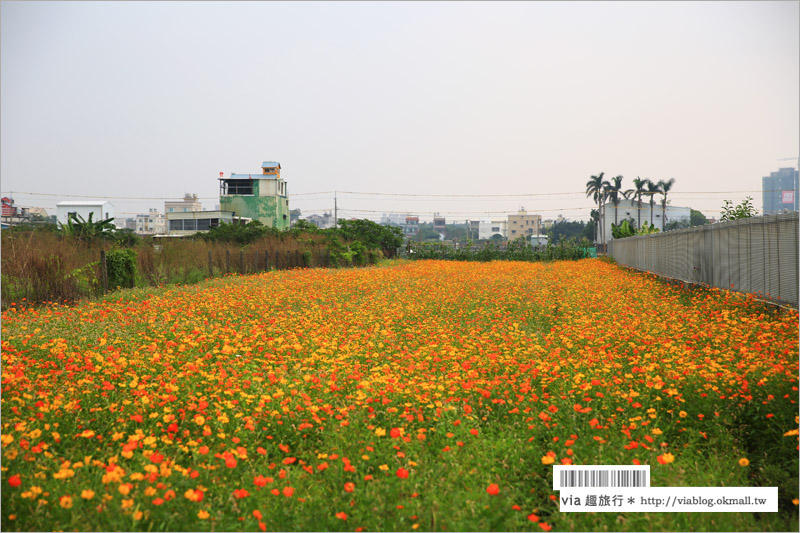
[
  {"x1": 112, "y1": 432, "x2": 125, "y2": 441},
  {"x1": 198, "y1": 510, "x2": 210, "y2": 519},
  {"x1": 1, "y1": 434, "x2": 14, "y2": 446},
  {"x1": 59, "y1": 495, "x2": 73, "y2": 509},
  {"x1": 81, "y1": 489, "x2": 95, "y2": 500},
  {"x1": 375, "y1": 428, "x2": 386, "y2": 437},
  {"x1": 541, "y1": 455, "x2": 555, "y2": 465},
  {"x1": 738, "y1": 458, "x2": 750, "y2": 467},
  {"x1": 133, "y1": 511, "x2": 144, "y2": 521},
  {"x1": 652, "y1": 428, "x2": 662, "y2": 435},
  {"x1": 79, "y1": 430, "x2": 95, "y2": 438},
  {"x1": 678, "y1": 411, "x2": 687, "y2": 418},
  {"x1": 121, "y1": 499, "x2": 134, "y2": 510},
  {"x1": 194, "y1": 415, "x2": 206, "y2": 425},
  {"x1": 118, "y1": 483, "x2": 132, "y2": 496},
  {"x1": 379, "y1": 464, "x2": 389, "y2": 471}
]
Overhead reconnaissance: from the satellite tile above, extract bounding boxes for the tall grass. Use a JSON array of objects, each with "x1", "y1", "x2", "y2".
[{"x1": 0, "y1": 231, "x2": 339, "y2": 308}]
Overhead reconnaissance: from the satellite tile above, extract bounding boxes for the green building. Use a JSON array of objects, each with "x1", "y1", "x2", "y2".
[{"x1": 219, "y1": 162, "x2": 290, "y2": 229}]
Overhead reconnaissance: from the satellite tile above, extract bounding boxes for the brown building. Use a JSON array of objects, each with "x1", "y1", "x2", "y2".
[{"x1": 508, "y1": 209, "x2": 542, "y2": 241}]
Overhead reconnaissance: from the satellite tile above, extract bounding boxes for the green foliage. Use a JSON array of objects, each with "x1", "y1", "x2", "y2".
[
  {"x1": 69, "y1": 262, "x2": 100, "y2": 295},
  {"x1": 60, "y1": 212, "x2": 116, "y2": 243},
  {"x1": 289, "y1": 219, "x2": 321, "y2": 236},
  {"x1": 664, "y1": 219, "x2": 691, "y2": 231},
  {"x1": 409, "y1": 239, "x2": 590, "y2": 262},
  {"x1": 546, "y1": 220, "x2": 588, "y2": 244},
  {"x1": 336, "y1": 219, "x2": 404, "y2": 255},
  {"x1": 350, "y1": 240, "x2": 368, "y2": 266},
  {"x1": 611, "y1": 219, "x2": 660, "y2": 239},
  {"x1": 106, "y1": 249, "x2": 137, "y2": 289},
  {"x1": 690, "y1": 209, "x2": 709, "y2": 226},
  {"x1": 720, "y1": 197, "x2": 758, "y2": 221},
  {"x1": 201, "y1": 220, "x2": 281, "y2": 245},
  {"x1": 112, "y1": 228, "x2": 141, "y2": 247}
]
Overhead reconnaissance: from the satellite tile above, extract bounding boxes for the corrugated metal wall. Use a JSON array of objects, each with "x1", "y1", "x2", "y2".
[{"x1": 608, "y1": 212, "x2": 799, "y2": 307}]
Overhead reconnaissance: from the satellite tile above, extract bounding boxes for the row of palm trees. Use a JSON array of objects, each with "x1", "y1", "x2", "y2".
[{"x1": 586, "y1": 173, "x2": 676, "y2": 246}]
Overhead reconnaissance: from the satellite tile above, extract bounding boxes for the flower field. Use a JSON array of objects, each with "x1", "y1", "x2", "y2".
[{"x1": 1, "y1": 259, "x2": 798, "y2": 531}]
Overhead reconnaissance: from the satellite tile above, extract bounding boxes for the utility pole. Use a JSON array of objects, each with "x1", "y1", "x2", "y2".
[{"x1": 334, "y1": 191, "x2": 338, "y2": 227}]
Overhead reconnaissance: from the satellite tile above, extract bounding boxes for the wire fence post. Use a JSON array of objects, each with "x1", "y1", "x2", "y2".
[
  {"x1": 100, "y1": 250, "x2": 108, "y2": 294},
  {"x1": 226, "y1": 250, "x2": 231, "y2": 274},
  {"x1": 208, "y1": 250, "x2": 213, "y2": 277},
  {"x1": 239, "y1": 250, "x2": 244, "y2": 275},
  {"x1": 265, "y1": 250, "x2": 270, "y2": 271}
]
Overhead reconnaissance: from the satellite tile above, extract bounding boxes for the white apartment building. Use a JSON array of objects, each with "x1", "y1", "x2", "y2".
[
  {"x1": 478, "y1": 219, "x2": 508, "y2": 240},
  {"x1": 56, "y1": 201, "x2": 115, "y2": 227},
  {"x1": 136, "y1": 208, "x2": 166, "y2": 235}
]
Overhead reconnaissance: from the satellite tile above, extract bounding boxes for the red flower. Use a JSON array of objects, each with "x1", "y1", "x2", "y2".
[
  {"x1": 150, "y1": 452, "x2": 164, "y2": 464},
  {"x1": 396, "y1": 467, "x2": 409, "y2": 479},
  {"x1": 254, "y1": 475, "x2": 269, "y2": 487},
  {"x1": 335, "y1": 512, "x2": 348, "y2": 520},
  {"x1": 486, "y1": 483, "x2": 499, "y2": 495},
  {"x1": 344, "y1": 482, "x2": 355, "y2": 493},
  {"x1": 233, "y1": 488, "x2": 249, "y2": 499},
  {"x1": 283, "y1": 486, "x2": 294, "y2": 498},
  {"x1": 8, "y1": 474, "x2": 21, "y2": 488}
]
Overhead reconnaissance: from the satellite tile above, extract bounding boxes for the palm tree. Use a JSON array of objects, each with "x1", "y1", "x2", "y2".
[
  {"x1": 630, "y1": 177, "x2": 648, "y2": 229},
  {"x1": 589, "y1": 208, "x2": 600, "y2": 243},
  {"x1": 605, "y1": 175, "x2": 625, "y2": 226},
  {"x1": 658, "y1": 178, "x2": 676, "y2": 231},
  {"x1": 645, "y1": 180, "x2": 662, "y2": 226},
  {"x1": 586, "y1": 172, "x2": 609, "y2": 247}
]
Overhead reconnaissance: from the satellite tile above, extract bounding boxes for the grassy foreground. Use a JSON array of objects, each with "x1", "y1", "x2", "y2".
[{"x1": 1, "y1": 259, "x2": 798, "y2": 531}]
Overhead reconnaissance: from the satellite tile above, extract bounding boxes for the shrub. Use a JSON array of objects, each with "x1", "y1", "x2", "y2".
[{"x1": 106, "y1": 249, "x2": 137, "y2": 289}]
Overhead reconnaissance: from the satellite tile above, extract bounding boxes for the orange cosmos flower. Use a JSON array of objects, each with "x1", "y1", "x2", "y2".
[{"x1": 486, "y1": 483, "x2": 499, "y2": 495}]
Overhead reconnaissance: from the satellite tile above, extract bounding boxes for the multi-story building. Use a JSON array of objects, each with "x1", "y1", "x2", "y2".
[
  {"x1": 165, "y1": 193, "x2": 202, "y2": 215},
  {"x1": 56, "y1": 201, "x2": 115, "y2": 227},
  {"x1": 404, "y1": 216, "x2": 419, "y2": 236},
  {"x1": 507, "y1": 209, "x2": 542, "y2": 241},
  {"x1": 433, "y1": 216, "x2": 446, "y2": 238},
  {"x1": 598, "y1": 198, "x2": 691, "y2": 244},
  {"x1": 219, "y1": 161, "x2": 290, "y2": 229},
  {"x1": 380, "y1": 213, "x2": 407, "y2": 226},
  {"x1": 306, "y1": 212, "x2": 334, "y2": 229},
  {"x1": 166, "y1": 210, "x2": 250, "y2": 235},
  {"x1": 762, "y1": 167, "x2": 799, "y2": 214},
  {"x1": 478, "y1": 219, "x2": 508, "y2": 240},
  {"x1": 136, "y1": 208, "x2": 166, "y2": 235}
]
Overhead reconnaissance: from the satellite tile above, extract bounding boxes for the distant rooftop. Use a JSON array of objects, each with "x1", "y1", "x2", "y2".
[
  {"x1": 57, "y1": 201, "x2": 113, "y2": 207},
  {"x1": 226, "y1": 173, "x2": 279, "y2": 180},
  {"x1": 261, "y1": 161, "x2": 281, "y2": 169}
]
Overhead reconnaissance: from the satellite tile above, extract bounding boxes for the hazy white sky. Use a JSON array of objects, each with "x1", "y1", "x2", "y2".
[{"x1": 1, "y1": 1, "x2": 798, "y2": 222}]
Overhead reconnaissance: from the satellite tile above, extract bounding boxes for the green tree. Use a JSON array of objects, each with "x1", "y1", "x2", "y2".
[
  {"x1": 547, "y1": 220, "x2": 588, "y2": 244},
  {"x1": 605, "y1": 175, "x2": 627, "y2": 226},
  {"x1": 60, "y1": 212, "x2": 116, "y2": 243},
  {"x1": 337, "y1": 219, "x2": 404, "y2": 256},
  {"x1": 586, "y1": 172, "x2": 609, "y2": 246},
  {"x1": 645, "y1": 180, "x2": 662, "y2": 226},
  {"x1": 720, "y1": 197, "x2": 758, "y2": 221},
  {"x1": 658, "y1": 178, "x2": 676, "y2": 231},
  {"x1": 630, "y1": 177, "x2": 648, "y2": 229},
  {"x1": 690, "y1": 209, "x2": 708, "y2": 226}
]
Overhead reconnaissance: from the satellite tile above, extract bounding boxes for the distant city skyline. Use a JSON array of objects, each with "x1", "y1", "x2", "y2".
[{"x1": 2, "y1": 1, "x2": 797, "y2": 222}]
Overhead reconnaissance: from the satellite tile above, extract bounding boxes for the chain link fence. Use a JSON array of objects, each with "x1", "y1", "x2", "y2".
[{"x1": 608, "y1": 212, "x2": 799, "y2": 307}]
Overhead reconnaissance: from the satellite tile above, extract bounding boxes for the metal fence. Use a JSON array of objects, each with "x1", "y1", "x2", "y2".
[{"x1": 608, "y1": 212, "x2": 799, "y2": 307}]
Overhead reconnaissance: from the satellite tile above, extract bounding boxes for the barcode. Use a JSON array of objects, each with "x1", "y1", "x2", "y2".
[{"x1": 559, "y1": 469, "x2": 647, "y2": 488}]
